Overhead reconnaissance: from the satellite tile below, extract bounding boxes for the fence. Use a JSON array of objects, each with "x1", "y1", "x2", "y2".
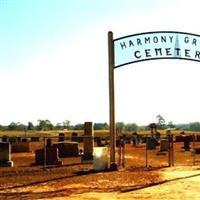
[
  {"x1": 0, "y1": 132, "x2": 200, "y2": 171},
  {"x1": 121, "y1": 132, "x2": 200, "y2": 169}
]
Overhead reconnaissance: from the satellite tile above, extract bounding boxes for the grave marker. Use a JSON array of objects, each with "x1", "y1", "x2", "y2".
[
  {"x1": 53, "y1": 142, "x2": 79, "y2": 157},
  {"x1": 0, "y1": 142, "x2": 13, "y2": 167},
  {"x1": 82, "y1": 122, "x2": 94, "y2": 163},
  {"x1": 184, "y1": 136, "x2": 191, "y2": 151},
  {"x1": 147, "y1": 137, "x2": 157, "y2": 149},
  {"x1": 160, "y1": 139, "x2": 169, "y2": 151},
  {"x1": 35, "y1": 146, "x2": 62, "y2": 166},
  {"x1": 58, "y1": 133, "x2": 65, "y2": 142}
]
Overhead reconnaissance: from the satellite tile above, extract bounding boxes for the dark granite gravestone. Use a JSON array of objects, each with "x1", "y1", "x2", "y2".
[
  {"x1": 58, "y1": 133, "x2": 65, "y2": 142},
  {"x1": 46, "y1": 138, "x2": 52, "y2": 147},
  {"x1": 53, "y1": 142, "x2": 79, "y2": 157},
  {"x1": 2, "y1": 136, "x2": 8, "y2": 142},
  {"x1": 147, "y1": 137, "x2": 157, "y2": 149},
  {"x1": 8, "y1": 137, "x2": 17, "y2": 143},
  {"x1": 71, "y1": 132, "x2": 78, "y2": 142},
  {"x1": 30, "y1": 137, "x2": 40, "y2": 142},
  {"x1": 184, "y1": 136, "x2": 191, "y2": 151},
  {"x1": 35, "y1": 146, "x2": 62, "y2": 166},
  {"x1": 82, "y1": 122, "x2": 94, "y2": 163},
  {"x1": 0, "y1": 142, "x2": 13, "y2": 167}
]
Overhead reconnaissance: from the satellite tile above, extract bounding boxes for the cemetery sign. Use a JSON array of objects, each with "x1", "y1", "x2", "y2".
[
  {"x1": 108, "y1": 31, "x2": 200, "y2": 168},
  {"x1": 114, "y1": 31, "x2": 200, "y2": 68}
]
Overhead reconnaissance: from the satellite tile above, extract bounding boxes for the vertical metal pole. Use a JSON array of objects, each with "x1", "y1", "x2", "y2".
[
  {"x1": 168, "y1": 134, "x2": 172, "y2": 167},
  {"x1": 108, "y1": 31, "x2": 116, "y2": 168},
  {"x1": 172, "y1": 134, "x2": 174, "y2": 166},
  {"x1": 192, "y1": 134, "x2": 195, "y2": 165},
  {"x1": 145, "y1": 134, "x2": 148, "y2": 168},
  {"x1": 122, "y1": 139, "x2": 125, "y2": 168},
  {"x1": 44, "y1": 137, "x2": 46, "y2": 169}
]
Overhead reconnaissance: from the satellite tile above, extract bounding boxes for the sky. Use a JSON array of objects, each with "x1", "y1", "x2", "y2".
[{"x1": 0, "y1": 0, "x2": 200, "y2": 126}]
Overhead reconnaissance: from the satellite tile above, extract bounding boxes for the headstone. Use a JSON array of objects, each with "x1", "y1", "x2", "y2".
[
  {"x1": 82, "y1": 122, "x2": 94, "y2": 163},
  {"x1": 194, "y1": 148, "x2": 200, "y2": 154},
  {"x1": 125, "y1": 137, "x2": 131, "y2": 144},
  {"x1": 11, "y1": 142, "x2": 30, "y2": 153},
  {"x1": 71, "y1": 132, "x2": 83, "y2": 143},
  {"x1": 0, "y1": 142, "x2": 13, "y2": 167},
  {"x1": 147, "y1": 137, "x2": 157, "y2": 149},
  {"x1": 116, "y1": 139, "x2": 120, "y2": 147},
  {"x1": 196, "y1": 135, "x2": 200, "y2": 141},
  {"x1": 141, "y1": 136, "x2": 147, "y2": 143},
  {"x1": 22, "y1": 138, "x2": 27, "y2": 142},
  {"x1": 175, "y1": 135, "x2": 183, "y2": 142},
  {"x1": 160, "y1": 139, "x2": 169, "y2": 151},
  {"x1": 2, "y1": 136, "x2": 8, "y2": 142},
  {"x1": 96, "y1": 137, "x2": 103, "y2": 147},
  {"x1": 132, "y1": 135, "x2": 139, "y2": 147},
  {"x1": 53, "y1": 142, "x2": 79, "y2": 157},
  {"x1": 58, "y1": 133, "x2": 65, "y2": 142},
  {"x1": 155, "y1": 132, "x2": 161, "y2": 140},
  {"x1": 149, "y1": 123, "x2": 157, "y2": 138},
  {"x1": 46, "y1": 138, "x2": 52, "y2": 147},
  {"x1": 8, "y1": 137, "x2": 17, "y2": 143},
  {"x1": 71, "y1": 132, "x2": 78, "y2": 142},
  {"x1": 93, "y1": 147, "x2": 108, "y2": 171},
  {"x1": 31, "y1": 137, "x2": 40, "y2": 142},
  {"x1": 35, "y1": 146, "x2": 62, "y2": 166},
  {"x1": 184, "y1": 136, "x2": 191, "y2": 151},
  {"x1": 132, "y1": 132, "x2": 140, "y2": 146}
]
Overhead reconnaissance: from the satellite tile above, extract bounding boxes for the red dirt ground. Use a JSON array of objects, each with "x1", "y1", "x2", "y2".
[{"x1": 1, "y1": 142, "x2": 200, "y2": 199}]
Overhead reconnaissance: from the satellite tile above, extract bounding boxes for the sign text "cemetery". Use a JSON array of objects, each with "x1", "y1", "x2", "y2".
[{"x1": 114, "y1": 31, "x2": 200, "y2": 68}]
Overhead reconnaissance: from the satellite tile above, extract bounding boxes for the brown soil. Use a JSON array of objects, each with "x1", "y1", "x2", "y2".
[{"x1": 1, "y1": 143, "x2": 200, "y2": 199}]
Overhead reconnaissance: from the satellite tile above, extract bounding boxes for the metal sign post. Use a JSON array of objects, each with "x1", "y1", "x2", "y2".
[{"x1": 108, "y1": 31, "x2": 117, "y2": 169}]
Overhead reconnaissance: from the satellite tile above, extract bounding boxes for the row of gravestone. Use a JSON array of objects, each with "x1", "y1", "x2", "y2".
[
  {"x1": 0, "y1": 122, "x2": 96, "y2": 167},
  {"x1": 0, "y1": 141, "x2": 80, "y2": 167},
  {"x1": 59, "y1": 133, "x2": 109, "y2": 147},
  {"x1": 116, "y1": 135, "x2": 169, "y2": 152},
  {"x1": 175, "y1": 135, "x2": 200, "y2": 142},
  {"x1": 0, "y1": 136, "x2": 40, "y2": 143},
  {"x1": 35, "y1": 140, "x2": 80, "y2": 166}
]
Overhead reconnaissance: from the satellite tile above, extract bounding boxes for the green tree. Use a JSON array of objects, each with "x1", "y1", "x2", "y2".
[
  {"x1": 156, "y1": 115, "x2": 166, "y2": 129},
  {"x1": 55, "y1": 122, "x2": 63, "y2": 130},
  {"x1": 8, "y1": 122, "x2": 18, "y2": 130},
  {"x1": 27, "y1": 122, "x2": 34, "y2": 130},
  {"x1": 94, "y1": 122, "x2": 109, "y2": 130},
  {"x1": 116, "y1": 122, "x2": 125, "y2": 131},
  {"x1": 167, "y1": 121, "x2": 176, "y2": 129},
  {"x1": 37, "y1": 119, "x2": 53, "y2": 131},
  {"x1": 63, "y1": 120, "x2": 71, "y2": 130},
  {"x1": 73, "y1": 123, "x2": 84, "y2": 130},
  {"x1": 8, "y1": 122, "x2": 27, "y2": 131},
  {"x1": 189, "y1": 122, "x2": 200, "y2": 131},
  {"x1": 124, "y1": 123, "x2": 138, "y2": 132}
]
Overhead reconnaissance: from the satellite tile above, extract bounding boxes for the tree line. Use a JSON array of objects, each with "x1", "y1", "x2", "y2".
[
  {"x1": 1, "y1": 115, "x2": 200, "y2": 131},
  {"x1": 0, "y1": 120, "x2": 139, "y2": 131}
]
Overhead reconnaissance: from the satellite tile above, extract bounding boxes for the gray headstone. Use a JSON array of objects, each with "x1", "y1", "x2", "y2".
[
  {"x1": 0, "y1": 142, "x2": 13, "y2": 167},
  {"x1": 160, "y1": 139, "x2": 168, "y2": 151},
  {"x1": 147, "y1": 137, "x2": 157, "y2": 149},
  {"x1": 58, "y1": 133, "x2": 65, "y2": 142},
  {"x1": 82, "y1": 122, "x2": 94, "y2": 163}
]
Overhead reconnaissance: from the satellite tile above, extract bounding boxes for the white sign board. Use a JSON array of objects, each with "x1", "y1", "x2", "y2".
[{"x1": 114, "y1": 31, "x2": 200, "y2": 68}]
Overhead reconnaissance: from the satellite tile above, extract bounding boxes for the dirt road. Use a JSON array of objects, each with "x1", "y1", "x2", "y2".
[{"x1": 1, "y1": 166, "x2": 200, "y2": 199}]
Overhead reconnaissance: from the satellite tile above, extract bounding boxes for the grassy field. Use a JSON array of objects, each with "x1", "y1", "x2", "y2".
[
  {"x1": 0, "y1": 129, "x2": 199, "y2": 138},
  {"x1": 0, "y1": 130, "x2": 200, "y2": 140}
]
